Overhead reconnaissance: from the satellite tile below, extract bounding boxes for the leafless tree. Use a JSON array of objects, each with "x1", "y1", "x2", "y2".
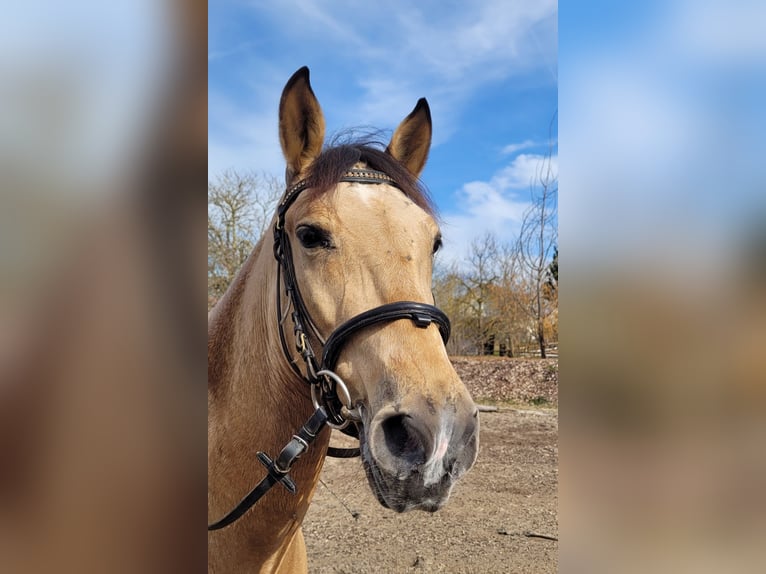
[
  {"x1": 432, "y1": 233, "x2": 503, "y2": 355},
  {"x1": 432, "y1": 260, "x2": 472, "y2": 355},
  {"x1": 462, "y1": 233, "x2": 502, "y2": 354},
  {"x1": 208, "y1": 169, "x2": 281, "y2": 308},
  {"x1": 489, "y1": 241, "x2": 530, "y2": 357},
  {"x1": 514, "y1": 129, "x2": 558, "y2": 357}
]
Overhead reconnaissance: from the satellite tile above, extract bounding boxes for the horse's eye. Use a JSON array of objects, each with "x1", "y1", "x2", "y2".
[
  {"x1": 432, "y1": 235, "x2": 443, "y2": 255},
  {"x1": 296, "y1": 225, "x2": 333, "y2": 250}
]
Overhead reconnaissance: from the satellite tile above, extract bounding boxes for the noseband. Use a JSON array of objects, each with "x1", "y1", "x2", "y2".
[{"x1": 208, "y1": 168, "x2": 450, "y2": 530}]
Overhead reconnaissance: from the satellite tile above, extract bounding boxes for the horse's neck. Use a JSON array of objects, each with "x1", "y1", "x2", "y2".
[
  {"x1": 210, "y1": 240, "x2": 301, "y2": 409},
  {"x1": 208, "y1": 238, "x2": 328, "y2": 569}
]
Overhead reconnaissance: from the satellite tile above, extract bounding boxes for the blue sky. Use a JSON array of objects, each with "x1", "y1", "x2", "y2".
[{"x1": 209, "y1": 0, "x2": 558, "y2": 264}]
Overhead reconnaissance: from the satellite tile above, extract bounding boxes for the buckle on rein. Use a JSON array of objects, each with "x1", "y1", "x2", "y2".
[
  {"x1": 208, "y1": 371, "x2": 360, "y2": 531},
  {"x1": 262, "y1": 372, "x2": 360, "y2": 494}
]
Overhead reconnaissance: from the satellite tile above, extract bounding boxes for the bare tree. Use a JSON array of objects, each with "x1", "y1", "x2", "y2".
[
  {"x1": 208, "y1": 169, "x2": 281, "y2": 308},
  {"x1": 464, "y1": 232, "x2": 502, "y2": 354},
  {"x1": 489, "y1": 241, "x2": 530, "y2": 357},
  {"x1": 434, "y1": 233, "x2": 502, "y2": 355},
  {"x1": 432, "y1": 260, "x2": 472, "y2": 356},
  {"x1": 515, "y1": 129, "x2": 558, "y2": 358}
]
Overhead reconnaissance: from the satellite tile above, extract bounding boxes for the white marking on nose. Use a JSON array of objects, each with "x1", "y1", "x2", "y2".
[
  {"x1": 422, "y1": 426, "x2": 452, "y2": 487},
  {"x1": 434, "y1": 436, "x2": 449, "y2": 461}
]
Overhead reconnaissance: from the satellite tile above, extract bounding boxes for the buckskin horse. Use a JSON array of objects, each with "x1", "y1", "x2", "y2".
[{"x1": 208, "y1": 67, "x2": 479, "y2": 573}]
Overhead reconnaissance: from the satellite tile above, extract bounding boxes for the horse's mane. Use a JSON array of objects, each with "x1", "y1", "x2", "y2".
[{"x1": 302, "y1": 137, "x2": 436, "y2": 217}]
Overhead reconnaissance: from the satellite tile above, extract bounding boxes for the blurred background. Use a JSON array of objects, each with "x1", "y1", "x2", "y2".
[
  {"x1": 560, "y1": 0, "x2": 766, "y2": 572},
  {"x1": 0, "y1": 1, "x2": 207, "y2": 572},
  {"x1": 1, "y1": 0, "x2": 764, "y2": 572}
]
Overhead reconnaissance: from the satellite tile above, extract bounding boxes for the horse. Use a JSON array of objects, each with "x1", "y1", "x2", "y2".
[{"x1": 208, "y1": 67, "x2": 479, "y2": 573}]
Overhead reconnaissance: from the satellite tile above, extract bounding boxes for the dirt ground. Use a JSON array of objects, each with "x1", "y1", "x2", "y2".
[{"x1": 303, "y1": 397, "x2": 558, "y2": 573}]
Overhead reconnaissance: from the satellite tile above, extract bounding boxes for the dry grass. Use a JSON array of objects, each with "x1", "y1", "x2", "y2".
[{"x1": 451, "y1": 357, "x2": 558, "y2": 406}]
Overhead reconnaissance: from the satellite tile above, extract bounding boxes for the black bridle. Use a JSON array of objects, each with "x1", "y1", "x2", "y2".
[{"x1": 208, "y1": 168, "x2": 450, "y2": 531}]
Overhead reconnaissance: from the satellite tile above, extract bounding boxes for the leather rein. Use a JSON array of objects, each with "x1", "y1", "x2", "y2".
[{"x1": 208, "y1": 168, "x2": 450, "y2": 531}]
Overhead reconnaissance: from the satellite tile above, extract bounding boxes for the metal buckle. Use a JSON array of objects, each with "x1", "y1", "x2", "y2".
[
  {"x1": 311, "y1": 370, "x2": 361, "y2": 430},
  {"x1": 296, "y1": 331, "x2": 307, "y2": 354}
]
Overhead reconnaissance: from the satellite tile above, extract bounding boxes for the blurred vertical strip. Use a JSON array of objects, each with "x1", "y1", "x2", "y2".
[
  {"x1": 560, "y1": 0, "x2": 766, "y2": 572},
  {"x1": 0, "y1": 1, "x2": 207, "y2": 572}
]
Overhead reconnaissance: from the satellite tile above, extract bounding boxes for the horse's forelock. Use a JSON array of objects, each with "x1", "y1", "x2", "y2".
[{"x1": 301, "y1": 143, "x2": 436, "y2": 217}]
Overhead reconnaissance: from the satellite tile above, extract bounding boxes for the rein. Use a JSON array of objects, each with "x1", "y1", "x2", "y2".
[{"x1": 208, "y1": 168, "x2": 450, "y2": 531}]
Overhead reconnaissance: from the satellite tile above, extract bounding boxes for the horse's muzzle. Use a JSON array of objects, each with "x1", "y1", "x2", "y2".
[{"x1": 360, "y1": 398, "x2": 479, "y2": 512}]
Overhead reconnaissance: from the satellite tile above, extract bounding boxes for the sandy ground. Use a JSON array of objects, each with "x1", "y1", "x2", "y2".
[{"x1": 303, "y1": 406, "x2": 558, "y2": 573}]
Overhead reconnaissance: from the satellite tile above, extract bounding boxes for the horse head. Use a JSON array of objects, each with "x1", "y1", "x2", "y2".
[{"x1": 277, "y1": 67, "x2": 479, "y2": 513}]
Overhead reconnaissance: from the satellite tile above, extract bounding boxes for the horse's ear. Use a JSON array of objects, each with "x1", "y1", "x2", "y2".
[
  {"x1": 386, "y1": 98, "x2": 432, "y2": 177},
  {"x1": 279, "y1": 67, "x2": 325, "y2": 183}
]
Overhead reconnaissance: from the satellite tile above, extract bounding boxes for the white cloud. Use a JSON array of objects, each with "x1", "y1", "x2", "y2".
[
  {"x1": 351, "y1": 0, "x2": 557, "y2": 136},
  {"x1": 207, "y1": 90, "x2": 283, "y2": 178},
  {"x1": 494, "y1": 153, "x2": 558, "y2": 190},
  {"x1": 354, "y1": 77, "x2": 423, "y2": 129},
  {"x1": 208, "y1": 0, "x2": 557, "y2": 173},
  {"x1": 395, "y1": 0, "x2": 558, "y2": 82},
  {"x1": 208, "y1": 42, "x2": 255, "y2": 63},
  {"x1": 501, "y1": 137, "x2": 558, "y2": 155},
  {"x1": 501, "y1": 139, "x2": 538, "y2": 155},
  {"x1": 438, "y1": 153, "x2": 557, "y2": 266}
]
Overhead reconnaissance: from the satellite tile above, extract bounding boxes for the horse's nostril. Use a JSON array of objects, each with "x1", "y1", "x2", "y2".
[{"x1": 381, "y1": 415, "x2": 427, "y2": 466}]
